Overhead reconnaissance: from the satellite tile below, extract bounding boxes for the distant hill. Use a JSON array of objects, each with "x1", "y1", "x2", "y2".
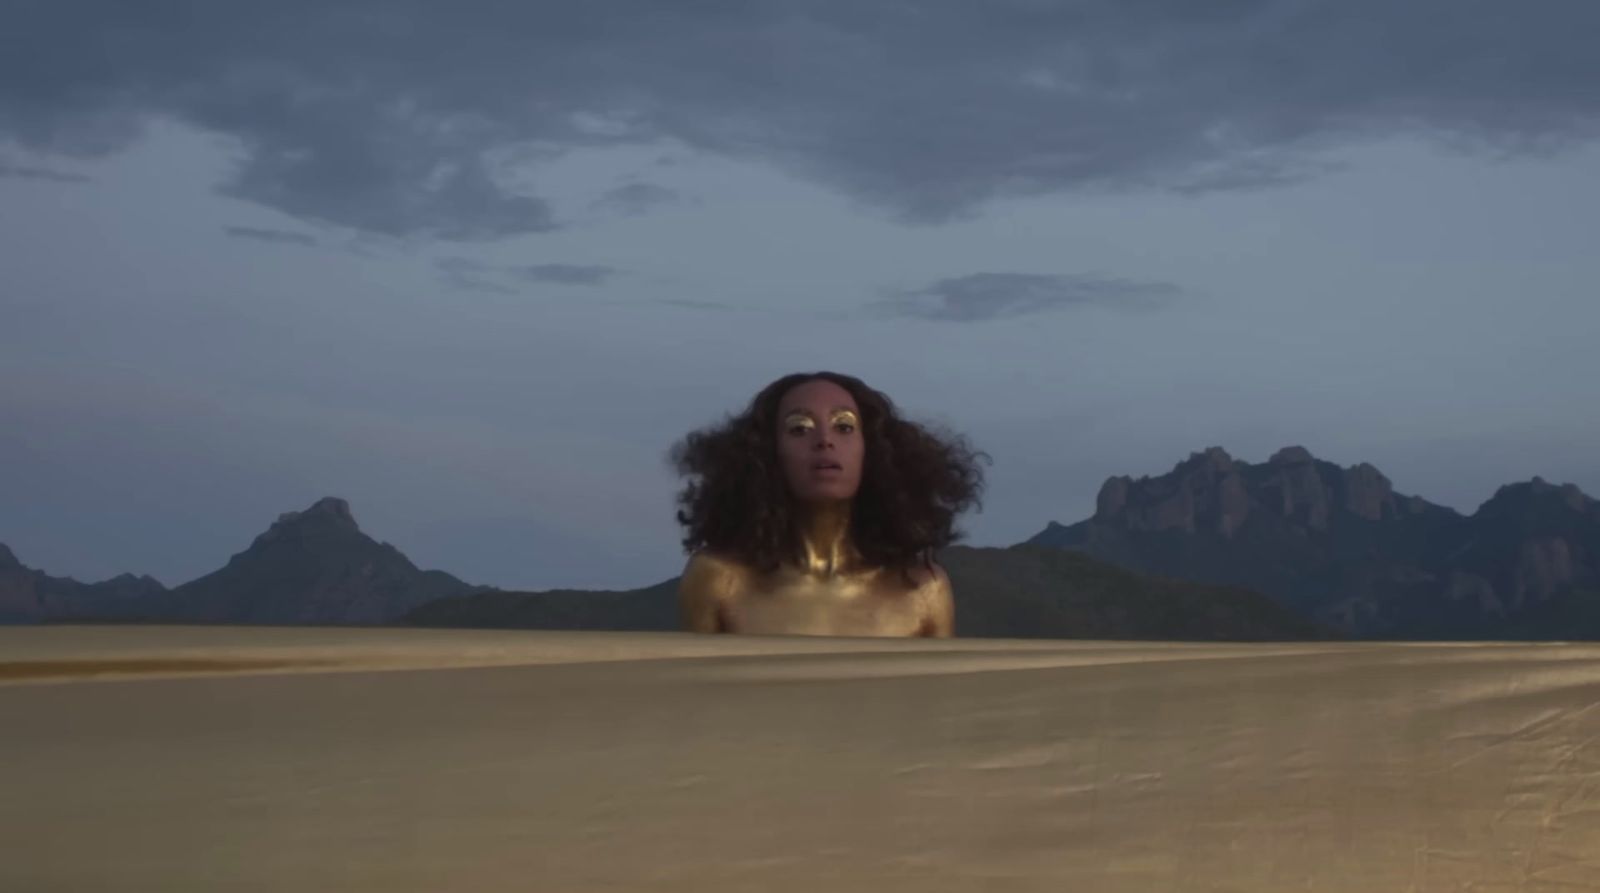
[
  {"x1": 939, "y1": 544, "x2": 1335, "y2": 640},
  {"x1": 0, "y1": 543, "x2": 166, "y2": 623},
  {"x1": 12, "y1": 446, "x2": 1597, "y2": 642},
  {"x1": 4, "y1": 497, "x2": 492, "y2": 625},
  {"x1": 6, "y1": 494, "x2": 1323, "y2": 640},
  {"x1": 405, "y1": 579, "x2": 681, "y2": 631},
  {"x1": 144, "y1": 497, "x2": 492, "y2": 624},
  {"x1": 404, "y1": 543, "x2": 1336, "y2": 642},
  {"x1": 1028, "y1": 445, "x2": 1600, "y2": 639},
  {"x1": 1497, "y1": 586, "x2": 1600, "y2": 641}
]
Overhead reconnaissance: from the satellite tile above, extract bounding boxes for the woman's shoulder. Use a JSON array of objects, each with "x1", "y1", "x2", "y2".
[
  {"x1": 685, "y1": 547, "x2": 753, "y2": 573},
  {"x1": 680, "y1": 548, "x2": 755, "y2": 594},
  {"x1": 902, "y1": 558, "x2": 954, "y2": 637},
  {"x1": 904, "y1": 556, "x2": 950, "y2": 587},
  {"x1": 908, "y1": 563, "x2": 940, "y2": 592},
  {"x1": 678, "y1": 549, "x2": 753, "y2": 633}
]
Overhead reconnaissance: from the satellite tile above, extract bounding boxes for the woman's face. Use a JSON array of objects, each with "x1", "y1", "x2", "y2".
[{"x1": 776, "y1": 379, "x2": 865, "y2": 504}]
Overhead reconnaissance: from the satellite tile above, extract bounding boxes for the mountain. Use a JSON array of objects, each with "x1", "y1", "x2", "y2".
[
  {"x1": 1498, "y1": 586, "x2": 1600, "y2": 640},
  {"x1": 943, "y1": 544, "x2": 1334, "y2": 640},
  {"x1": 0, "y1": 543, "x2": 167, "y2": 623},
  {"x1": 405, "y1": 579, "x2": 681, "y2": 631},
  {"x1": 21, "y1": 454, "x2": 1593, "y2": 640},
  {"x1": 149, "y1": 497, "x2": 491, "y2": 624},
  {"x1": 19, "y1": 497, "x2": 494, "y2": 625},
  {"x1": 9, "y1": 492, "x2": 1321, "y2": 639},
  {"x1": 1028, "y1": 446, "x2": 1600, "y2": 638},
  {"x1": 404, "y1": 543, "x2": 1335, "y2": 642}
]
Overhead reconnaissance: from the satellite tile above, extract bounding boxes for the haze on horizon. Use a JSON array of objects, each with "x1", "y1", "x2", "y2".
[{"x1": 3, "y1": 1, "x2": 1598, "y2": 591}]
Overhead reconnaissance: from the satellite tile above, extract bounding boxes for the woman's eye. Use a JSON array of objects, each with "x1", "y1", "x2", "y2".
[
  {"x1": 835, "y1": 423, "x2": 855, "y2": 434},
  {"x1": 789, "y1": 425, "x2": 811, "y2": 436}
]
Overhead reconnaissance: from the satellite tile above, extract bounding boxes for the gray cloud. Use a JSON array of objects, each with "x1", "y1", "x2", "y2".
[
  {"x1": 437, "y1": 257, "x2": 617, "y2": 292},
  {"x1": 592, "y1": 181, "x2": 682, "y2": 216},
  {"x1": 222, "y1": 225, "x2": 318, "y2": 247},
  {"x1": 660, "y1": 298, "x2": 732, "y2": 311},
  {"x1": 508, "y1": 263, "x2": 616, "y2": 286},
  {"x1": 6, "y1": 2, "x2": 1599, "y2": 238},
  {"x1": 436, "y1": 257, "x2": 519, "y2": 294},
  {"x1": 874, "y1": 273, "x2": 1182, "y2": 322},
  {"x1": 0, "y1": 162, "x2": 90, "y2": 183}
]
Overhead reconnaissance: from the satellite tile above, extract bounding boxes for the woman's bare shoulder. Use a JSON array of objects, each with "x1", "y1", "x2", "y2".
[
  {"x1": 907, "y1": 559, "x2": 954, "y2": 637},
  {"x1": 905, "y1": 558, "x2": 951, "y2": 588},
  {"x1": 684, "y1": 547, "x2": 754, "y2": 575},
  {"x1": 679, "y1": 549, "x2": 754, "y2": 597},
  {"x1": 678, "y1": 549, "x2": 754, "y2": 633}
]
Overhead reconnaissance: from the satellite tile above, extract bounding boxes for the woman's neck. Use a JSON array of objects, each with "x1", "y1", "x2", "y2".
[{"x1": 794, "y1": 500, "x2": 857, "y2": 577}]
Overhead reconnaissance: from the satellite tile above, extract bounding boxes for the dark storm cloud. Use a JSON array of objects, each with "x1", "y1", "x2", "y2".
[
  {"x1": 875, "y1": 273, "x2": 1182, "y2": 322},
  {"x1": 222, "y1": 225, "x2": 319, "y2": 247},
  {"x1": 0, "y1": 162, "x2": 90, "y2": 183},
  {"x1": 6, "y1": 1, "x2": 1599, "y2": 238},
  {"x1": 592, "y1": 182, "x2": 682, "y2": 217}
]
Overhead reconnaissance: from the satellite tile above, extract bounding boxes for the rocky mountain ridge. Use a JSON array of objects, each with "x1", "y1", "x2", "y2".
[
  {"x1": 1030, "y1": 446, "x2": 1598, "y2": 637},
  {"x1": 6, "y1": 446, "x2": 1597, "y2": 640},
  {"x1": 3, "y1": 498, "x2": 489, "y2": 625}
]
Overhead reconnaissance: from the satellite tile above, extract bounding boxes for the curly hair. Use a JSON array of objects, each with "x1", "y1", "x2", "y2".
[{"x1": 668, "y1": 370, "x2": 990, "y2": 584}]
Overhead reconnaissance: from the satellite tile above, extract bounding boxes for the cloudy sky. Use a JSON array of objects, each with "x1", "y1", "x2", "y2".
[{"x1": 3, "y1": 1, "x2": 1599, "y2": 591}]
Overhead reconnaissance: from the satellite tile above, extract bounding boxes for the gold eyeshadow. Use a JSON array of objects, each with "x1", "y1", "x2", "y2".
[{"x1": 783, "y1": 408, "x2": 857, "y2": 432}]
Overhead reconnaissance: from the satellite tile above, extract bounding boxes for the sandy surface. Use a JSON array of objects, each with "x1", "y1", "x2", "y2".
[{"x1": 5, "y1": 626, "x2": 1600, "y2": 891}]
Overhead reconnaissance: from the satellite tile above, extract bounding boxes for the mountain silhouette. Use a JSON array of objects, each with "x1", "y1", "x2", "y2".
[
  {"x1": 4, "y1": 497, "x2": 489, "y2": 625},
  {"x1": 8, "y1": 446, "x2": 1597, "y2": 641},
  {"x1": 0, "y1": 542, "x2": 166, "y2": 623},
  {"x1": 1028, "y1": 446, "x2": 1600, "y2": 638}
]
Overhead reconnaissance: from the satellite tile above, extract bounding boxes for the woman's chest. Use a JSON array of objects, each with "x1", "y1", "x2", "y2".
[{"x1": 725, "y1": 575, "x2": 926, "y2": 637}]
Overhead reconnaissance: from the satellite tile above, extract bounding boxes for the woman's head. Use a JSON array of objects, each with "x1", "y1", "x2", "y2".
[
  {"x1": 774, "y1": 376, "x2": 866, "y2": 505},
  {"x1": 669, "y1": 370, "x2": 989, "y2": 575}
]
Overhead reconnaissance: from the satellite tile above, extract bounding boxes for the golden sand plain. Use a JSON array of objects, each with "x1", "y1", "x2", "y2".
[{"x1": 4, "y1": 624, "x2": 1600, "y2": 891}]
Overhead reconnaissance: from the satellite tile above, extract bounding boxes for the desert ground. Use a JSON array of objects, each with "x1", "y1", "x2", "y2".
[{"x1": 4, "y1": 625, "x2": 1600, "y2": 892}]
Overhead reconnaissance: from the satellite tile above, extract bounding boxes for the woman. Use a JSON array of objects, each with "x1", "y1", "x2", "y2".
[{"x1": 668, "y1": 370, "x2": 988, "y2": 637}]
